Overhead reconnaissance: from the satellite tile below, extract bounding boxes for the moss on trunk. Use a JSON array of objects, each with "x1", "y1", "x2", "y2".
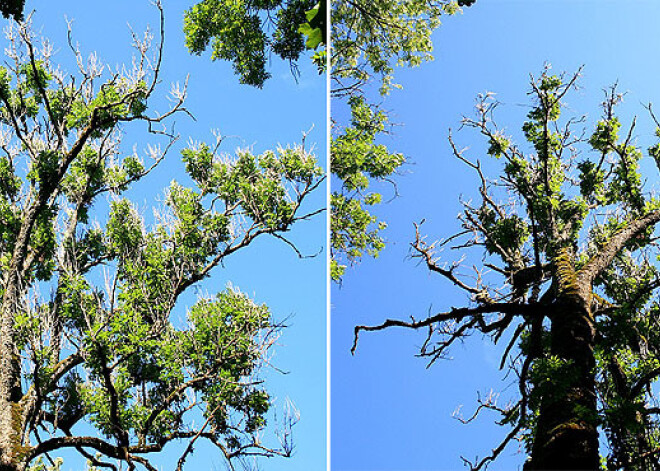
[{"x1": 525, "y1": 296, "x2": 600, "y2": 470}]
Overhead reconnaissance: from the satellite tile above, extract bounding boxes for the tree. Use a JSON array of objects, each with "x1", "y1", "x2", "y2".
[
  {"x1": 352, "y1": 67, "x2": 660, "y2": 470},
  {"x1": 330, "y1": 0, "x2": 474, "y2": 281},
  {"x1": 0, "y1": 0, "x2": 24, "y2": 22},
  {"x1": 0, "y1": 8, "x2": 322, "y2": 471},
  {"x1": 183, "y1": 0, "x2": 326, "y2": 88}
]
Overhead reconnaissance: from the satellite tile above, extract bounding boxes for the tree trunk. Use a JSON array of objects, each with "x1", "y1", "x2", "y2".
[
  {"x1": 0, "y1": 285, "x2": 27, "y2": 471},
  {"x1": 525, "y1": 296, "x2": 600, "y2": 471},
  {"x1": 0, "y1": 313, "x2": 20, "y2": 471},
  {"x1": 0, "y1": 335, "x2": 25, "y2": 471},
  {"x1": 0, "y1": 377, "x2": 24, "y2": 471}
]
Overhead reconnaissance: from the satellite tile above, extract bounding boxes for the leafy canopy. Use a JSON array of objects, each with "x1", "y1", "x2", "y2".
[
  {"x1": 0, "y1": 12, "x2": 322, "y2": 471},
  {"x1": 184, "y1": 0, "x2": 326, "y2": 87}
]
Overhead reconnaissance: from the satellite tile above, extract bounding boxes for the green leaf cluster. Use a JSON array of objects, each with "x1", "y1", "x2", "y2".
[
  {"x1": 184, "y1": 0, "x2": 323, "y2": 87},
  {"x1": 331, "y1": 97, "x2": 404, "y2": 279}
]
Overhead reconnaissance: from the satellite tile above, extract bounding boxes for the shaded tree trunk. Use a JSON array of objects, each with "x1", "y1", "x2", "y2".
[
  {"x1": 0, "y1": 313, "x2": 21, "y2": 471},
  {"x1": 0, "y1": 280, "x2": 27, "y2": 471},
  {"x1": 0, "y1": 341, "x2": 25, "y2": 471},
  {"x1": 0, "y1": 357, "x2": 24, "y2": 471},
  {"x1": 525, "y1": 296, "x2": 600, "y2": 471}
]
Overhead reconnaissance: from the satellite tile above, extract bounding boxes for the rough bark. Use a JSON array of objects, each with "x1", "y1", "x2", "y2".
[
  {"x1": 525, "y1": 295, "x2": 600, "y2": 471},
  {"x1": 0, "y1": 289, "x2": 26, "y2": 470}
]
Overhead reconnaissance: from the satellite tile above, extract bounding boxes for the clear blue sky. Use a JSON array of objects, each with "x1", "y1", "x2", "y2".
[
  {"x1": 332, "y1": 1, "x2": 660, "y2": 470},
  {"x1": 21, "y1": 1, "x2": 326, "y2": 470}
]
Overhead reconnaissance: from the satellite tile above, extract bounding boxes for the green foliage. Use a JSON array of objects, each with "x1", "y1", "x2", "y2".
[
  {"x1": 528, "y1": 356, "x2": 578, "y2": 410},
  {"x1": 330, "y1": 0, "x2": 474, "y2": 280},
  {"x1": 487, "y1": 133, "x2": 510, "y2": 158},
  {"x1": 298, "y1": 0, "x2": 326, "y2": 49},
  {"x1": 13, "y1": 134, "x2": 321, "y2": 466},
  {"x1": 593, "y1": 254, "x2": 660, "y2": 469},
  {"x1": 577, "y1": 160, "x2": 606, "y2": 204},
  {"x1": 183, "y1": 144, "x2": 322, "y2": 229},
  {"x1": 186, "y1": 290, "x2": 272, "y2": 435},
  {"x1": 66, "y1": 80, "x2": 147, "y2": 137},
  {"x1": 0, "y1": 23, "x2": 322, "y2": 470},
  {"x1": 476, "y1": 207, "x2": 529, "y2": 255},
  {"x1": 331, "y1": 96, "x2": 404, "y2": 280},
  {"x1": 332, "y1": 0, "x2": 459, "y2": 95},
  {"x1": 332, "y1": 98, "x2": 404, "y2": 191},
  {"x1": 76, "y1": 286, "x2": 274, "y2": 446},
  {"x1": 184, "y1": 0, "x2": 325, "y2": 87},
  {"x1": 589, "y1": 117, "x2": 621, "y2": 151},
  {"x1": 331, "y1": 193, "x2": 385, "y2": 281}
]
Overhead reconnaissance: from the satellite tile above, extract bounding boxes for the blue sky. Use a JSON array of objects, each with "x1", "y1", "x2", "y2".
[
  {"x1": 20, "y1": 1, "x2": 326, "y2": 470},
  {"x1": 332, "y1": 1, "x2": 660, "y2": 470}
]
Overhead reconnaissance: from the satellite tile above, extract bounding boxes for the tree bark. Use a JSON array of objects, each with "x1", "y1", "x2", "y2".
[
  {"x1": 525, "y1": 296, "x2": 600, "y2": 471},
  {"x1": 0, "y1": 307, "x2": 22, "y2": 471},
  {"x1": 0, "y1": 322, "x2": 25, "y2": 471},
  {"x1": 0, "y1": 266, "x2": 29, "y2": 470}
]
